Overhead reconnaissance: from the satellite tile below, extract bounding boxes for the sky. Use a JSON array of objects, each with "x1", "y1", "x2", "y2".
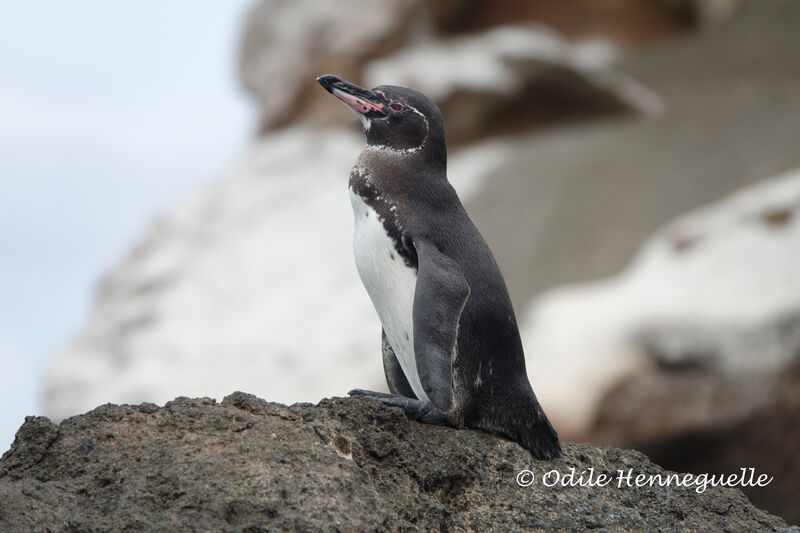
[{"x1": 0, "y1": 1, "x2": 256, "y2": 452}]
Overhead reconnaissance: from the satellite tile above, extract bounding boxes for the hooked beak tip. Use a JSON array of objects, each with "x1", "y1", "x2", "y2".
[{"x1": 316, "y1": 74, "x2": 341, "y2": 95}]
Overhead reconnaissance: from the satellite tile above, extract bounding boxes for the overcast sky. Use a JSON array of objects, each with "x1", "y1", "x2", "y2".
[{"x1": 0, "y1": 0, "x2": 256, "y2": 452}]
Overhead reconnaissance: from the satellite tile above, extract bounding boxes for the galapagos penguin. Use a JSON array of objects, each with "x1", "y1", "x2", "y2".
[{"x1": 317, "y1": 74, "x2": 561, "y2": 459}]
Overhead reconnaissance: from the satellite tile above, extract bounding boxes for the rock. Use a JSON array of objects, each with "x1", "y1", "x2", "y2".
[
  {"x1": 363, "y1": 24, "x2": 664, "y2": 144},
  {"x1": 1, "y1": 393, "x2": 796, "y2": 532},
  {"x1": 240, "y1": 0, "x2": 672, "y2": 137},
  {"x1": 521, "y1": 168, "x2": 800, "y2": 437}
]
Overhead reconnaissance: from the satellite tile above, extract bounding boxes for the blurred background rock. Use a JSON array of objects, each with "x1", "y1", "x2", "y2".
[{"x1": 3, "y1": 0, "x2": 799, "y2": 524}]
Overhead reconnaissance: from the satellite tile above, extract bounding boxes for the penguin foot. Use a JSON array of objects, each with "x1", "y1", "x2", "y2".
[
  {"x1": 348, "y1": 389, "x2": 449, "y2": 426},
  {"x1": 348, "y1": 388, "x2": 396, "y2": 399}
]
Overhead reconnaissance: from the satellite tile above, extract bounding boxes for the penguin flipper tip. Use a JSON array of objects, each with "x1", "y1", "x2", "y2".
[
  {"x1": 525, "y1": 421, "x2": 562, "y2": 460},
  {"x1": 531, "y1": 438, "x2": 562, "y2": 460}
]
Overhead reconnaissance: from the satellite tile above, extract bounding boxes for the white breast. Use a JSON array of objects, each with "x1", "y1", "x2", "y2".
[{"x1": 349, "y1": 188, "x2": 431, "y2": 403}]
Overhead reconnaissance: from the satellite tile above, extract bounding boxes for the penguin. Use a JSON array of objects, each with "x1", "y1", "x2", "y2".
[{"x1": 317, "y1": 74, "x2": 561, "y2": 459}]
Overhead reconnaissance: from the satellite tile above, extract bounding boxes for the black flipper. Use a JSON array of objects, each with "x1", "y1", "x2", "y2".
[
  {"x1": 381, "y1": 329, "x2": 416, "y2": 398},
  {"x1": 412, "y1": 238, "x2": 471, "y2": 414},
  {"x1": 350, "y1": 239, "x2": 469, "y2": 428}
]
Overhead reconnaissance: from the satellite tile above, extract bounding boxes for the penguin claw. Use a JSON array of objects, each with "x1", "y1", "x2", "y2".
[{"x1": 348, "y1": 390, "x2": 451, "y2": 427}]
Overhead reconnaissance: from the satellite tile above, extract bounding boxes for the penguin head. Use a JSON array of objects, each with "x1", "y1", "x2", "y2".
[{"x1": 318, "y1": 74, "x2": 445, "y2": 160}]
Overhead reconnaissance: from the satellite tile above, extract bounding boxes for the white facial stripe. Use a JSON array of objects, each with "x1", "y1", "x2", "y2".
[
  {"x1": 406, "y1": 105, "x2": 429, "y2": 150},
  {"x1": 407, "y1": 105, "x2": 427, "y2": 123},
  {"x1": 367, "y1": 104, "x2": 429, "y2": 153}
]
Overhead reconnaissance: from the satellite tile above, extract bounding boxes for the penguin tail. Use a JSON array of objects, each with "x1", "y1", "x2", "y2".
[
  {"x1": 518, "y1": 413, "x2": 561, "y2": 460},
  {"x1": 477, "y1": 388, "x2": 561, "y2": 460}
]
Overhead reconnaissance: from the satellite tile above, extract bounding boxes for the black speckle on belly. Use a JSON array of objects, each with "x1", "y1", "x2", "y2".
[{"x1": 350, "y1": 170, "x2": 418, "y2": 269}]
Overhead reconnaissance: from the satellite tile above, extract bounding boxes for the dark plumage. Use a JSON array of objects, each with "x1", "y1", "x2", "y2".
[{"x1": 318, "y1": 74, "x2": 561, "y2": 459}]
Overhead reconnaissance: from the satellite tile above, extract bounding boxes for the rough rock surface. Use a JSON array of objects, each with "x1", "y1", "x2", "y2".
[{"x1": 1, "y1": 393, "x2": 796, "y2": 532}]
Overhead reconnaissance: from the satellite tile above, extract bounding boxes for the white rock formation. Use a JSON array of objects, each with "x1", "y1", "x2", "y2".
[
  {"x1": 522, "y1": 168, "x2": 800, "y2": 436},
  {"x1": 364, "y1": 24, "x2": 665, "y2": 118}
]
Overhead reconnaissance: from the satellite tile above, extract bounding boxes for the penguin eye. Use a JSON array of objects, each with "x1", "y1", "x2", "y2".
[{"x1": 390, "y1": 102, "x2": 404, "y2": 111}]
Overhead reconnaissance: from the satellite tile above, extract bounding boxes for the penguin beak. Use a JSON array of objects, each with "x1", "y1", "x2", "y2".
[{"x1": 317, "y1": 74, "x2": 386, "y2": 117}]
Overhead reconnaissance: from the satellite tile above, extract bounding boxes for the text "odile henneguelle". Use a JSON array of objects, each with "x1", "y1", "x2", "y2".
[{"x1": 516, "y1": 467, "x2": 773, "y2": 494}]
